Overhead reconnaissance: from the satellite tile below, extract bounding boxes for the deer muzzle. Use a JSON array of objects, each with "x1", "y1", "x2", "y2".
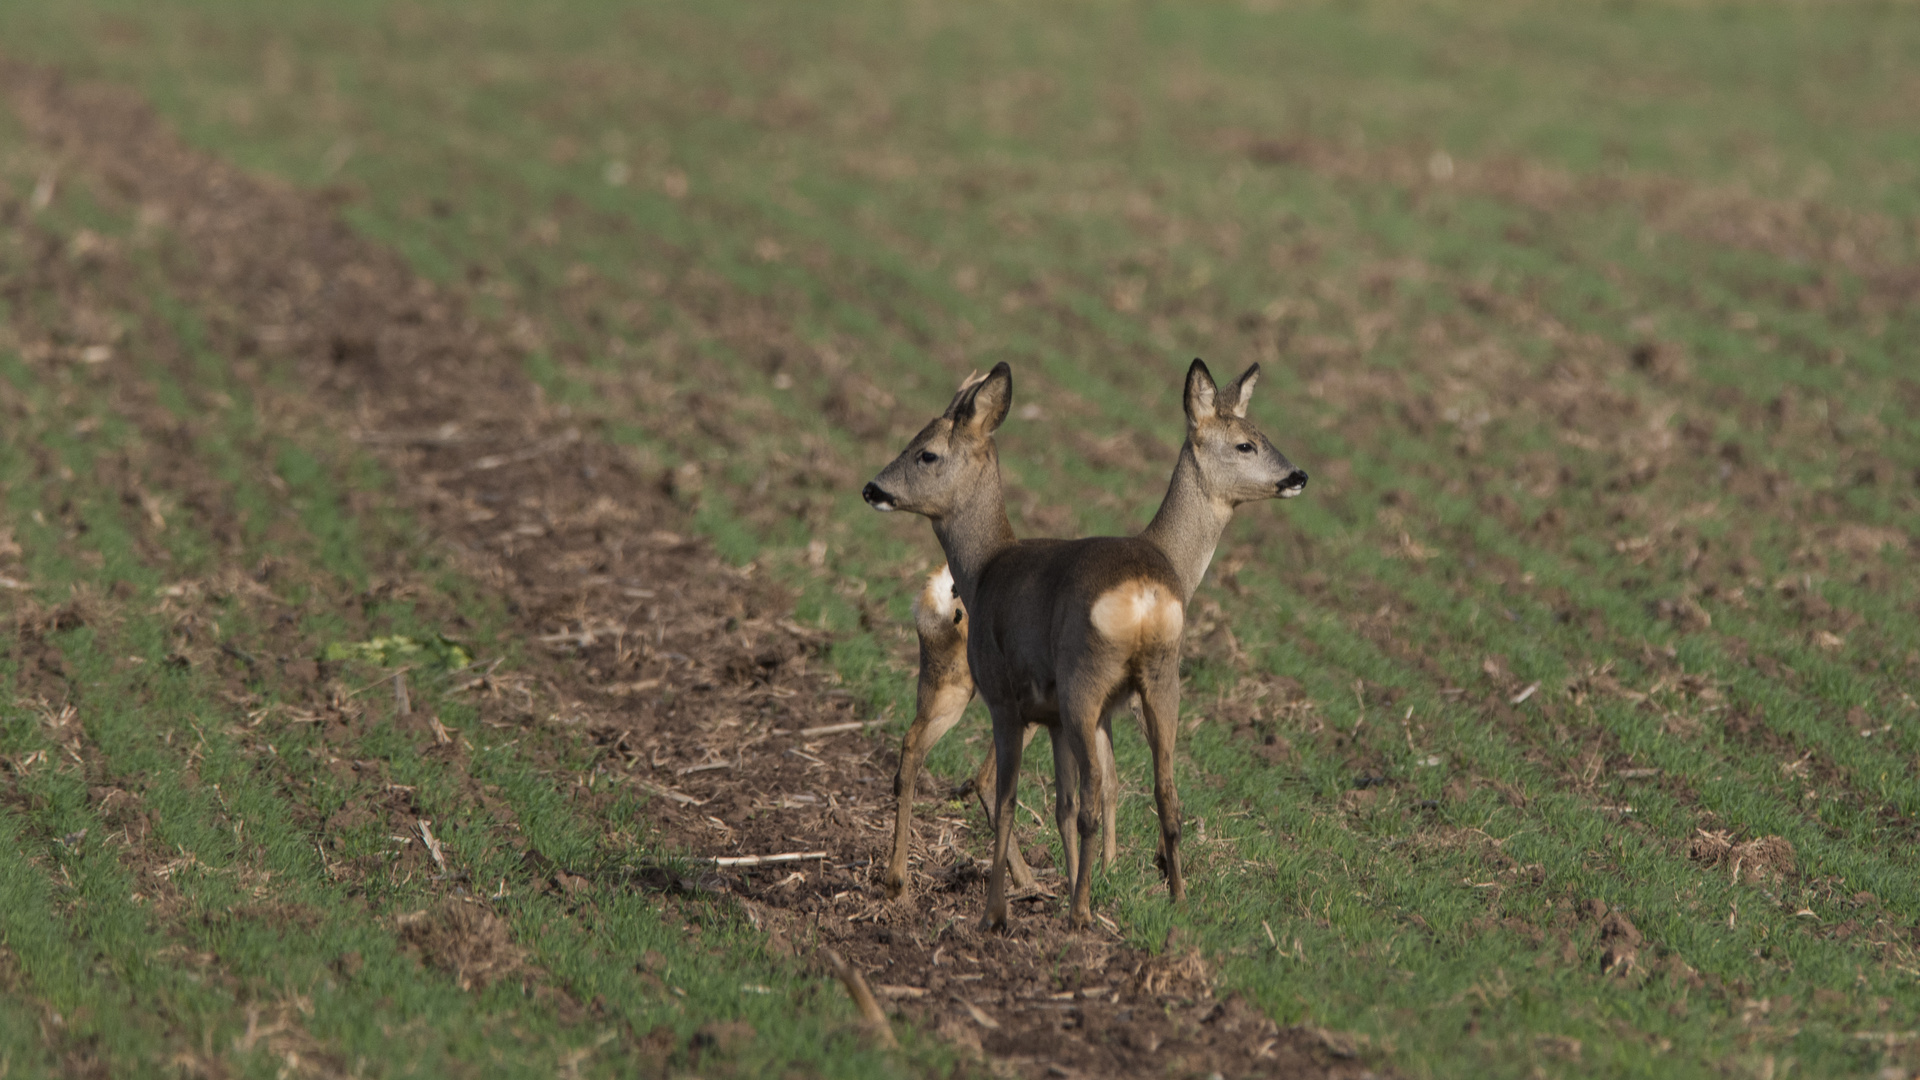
[
  {"x1": 862, "y1": 481, "x2": 899, "y2": 511},
  {"x1": 1277, "y1": 469, "x2": 1309, "y2": 498}
]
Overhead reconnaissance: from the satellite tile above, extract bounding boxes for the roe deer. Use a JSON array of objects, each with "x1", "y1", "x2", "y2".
[
  {"x1": 882, "y1": 563, "x2": 1049, "y2": 898},
  {"x1": 865, "y1": 360, "x2": 1305, "y2": 928},
  {"x1": 882, "y1": 359, "x2": 1307, "y2": 901}
]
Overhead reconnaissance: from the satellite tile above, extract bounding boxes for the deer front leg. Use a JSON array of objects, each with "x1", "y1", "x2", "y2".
[
  {"x1": 981, "y1": 704, "x2": 1026, "y2": 933},
  {"x1": 971, "y1": 727, "x2": 1038, "y2": 890},
  {"x1": 1137, "y1": 657, "x2": 1185, "y2": 903},
  {"x1": 1032, "y1": 719, "x2": 1115, "y2": 876}
]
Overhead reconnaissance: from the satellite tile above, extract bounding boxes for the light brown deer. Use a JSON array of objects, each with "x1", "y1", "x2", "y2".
[
  {"x1": 865, "y1": 360, "x2": 1305, "y2": 928},
  {"x1": 882, "y1": 360, "x2": 1307, "y2": 900}
]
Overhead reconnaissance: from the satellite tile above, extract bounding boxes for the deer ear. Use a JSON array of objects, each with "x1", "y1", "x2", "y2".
[
  {"x1": 1223, "y1": 363, "x2": 1260, "y2": 418},
  {"x1": 950, "y1": 361, "x2": 1013, "y2": 436},
  {"x1": 1184, "y1": 359, "x2": 1218, "y2": 427},
  {"x1": 941, "y1": 369, "x2": 987, "y2": 420}
]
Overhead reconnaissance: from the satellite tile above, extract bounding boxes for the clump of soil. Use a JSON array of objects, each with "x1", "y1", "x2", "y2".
[
  {"x1": 1689, "y1": 830, "x2": 1796, "y2": 884},
  {"x1": 1598, "y1": 908, "x2": 1642, "y2": 976},
  {"x1": 397, "y1": 900, "x2": 526, "y2": 991},
  {"x1": 1134, "y1": 928, "x2": 1215, "y2": 999}
]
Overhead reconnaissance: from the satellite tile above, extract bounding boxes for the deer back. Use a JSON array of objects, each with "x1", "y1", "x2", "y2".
[{"x1": 963, "y1": 535, "x2": 1184, "y2": 713}]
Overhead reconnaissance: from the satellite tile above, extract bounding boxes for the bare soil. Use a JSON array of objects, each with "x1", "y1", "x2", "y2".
[{"x1": 1, "y1": 62, "x2": 1385, "y2": 1079}]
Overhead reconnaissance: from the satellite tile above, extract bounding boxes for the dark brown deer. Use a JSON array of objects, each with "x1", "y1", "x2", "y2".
[
  {"x1": 866, "y1": 360, "x2": 1305, "y2": 928},
  {"x1": 881, "y1": 563, "x2": 1049, "y2": 898}
]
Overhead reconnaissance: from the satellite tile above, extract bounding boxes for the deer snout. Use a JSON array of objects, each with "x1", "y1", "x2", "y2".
[
  {"x1": 862, "y1": 481, "x2": 899, "y2": 511},
  {"x1": 1277, "y1": 469, "x2": 1308, "y2": 498}
]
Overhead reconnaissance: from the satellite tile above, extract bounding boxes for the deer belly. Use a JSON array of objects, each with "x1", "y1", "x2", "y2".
[{"x1": 1026, "y1": 679, "x2": 1059, "y2": 712}]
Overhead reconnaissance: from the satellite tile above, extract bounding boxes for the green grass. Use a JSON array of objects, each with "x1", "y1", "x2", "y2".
[
  {"x1": 3, "y1": 1, "x2": 1919, "y2": 1076},
  {"x1": 0, "y1": 152, "x2": 947, "y2": 1075}
]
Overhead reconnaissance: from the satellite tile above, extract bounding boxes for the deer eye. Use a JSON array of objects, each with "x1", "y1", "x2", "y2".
[
  {"x1": 1235, "y1": 442, "x2": 1256, "y2": 454},
  {"x1": 918, "y1": 450, "x2": 940, "y2": 465}
]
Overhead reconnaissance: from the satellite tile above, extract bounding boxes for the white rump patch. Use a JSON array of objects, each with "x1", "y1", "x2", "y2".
[
  {"x1": 1089, "y1": 581, "x2": 1183, "y2": 645},
  {"x1": 916, "y1": 564, "x2": 958, "y2": 621}
]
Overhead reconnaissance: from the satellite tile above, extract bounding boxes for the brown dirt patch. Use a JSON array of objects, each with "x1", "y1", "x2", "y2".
[
  {"x1": 2, "y1": 61, "x2": 1384, "y2": 1079},
  {"x1": 1689, "y1": 830, "x2": 1797, "y2": 885},
  {"x1": 396, "y1": 900, "x2": 527, "y2": 991}
]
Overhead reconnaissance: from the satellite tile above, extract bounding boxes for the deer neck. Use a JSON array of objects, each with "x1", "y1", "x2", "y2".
[
  {"x1": 930, "y1": 453, "x2": 1018, "y2": 611},
  {"x1": 1140, "y1": 442, "x2": 1234, "y2": 604}
]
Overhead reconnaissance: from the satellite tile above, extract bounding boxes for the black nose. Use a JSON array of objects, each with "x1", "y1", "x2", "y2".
[
  {"x1": 1279, "y1": 469, "x2": 1308, "y2": 493},
  {"x1": 862, "y1": 482, "x2": 891, "y2": 506}
]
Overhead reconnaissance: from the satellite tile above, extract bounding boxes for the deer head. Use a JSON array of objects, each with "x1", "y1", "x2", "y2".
[
  {"x1": 862, "y1": 362, "x2": 1014, "y2": 520},
  {"x1": 1180, "y1": 359, "x2": 1307, "y2": 505}
]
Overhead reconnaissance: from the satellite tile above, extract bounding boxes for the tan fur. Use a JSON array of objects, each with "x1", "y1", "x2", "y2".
[{"x1": 1089, "y1": 581, "x2": 1183, "y2": 648}]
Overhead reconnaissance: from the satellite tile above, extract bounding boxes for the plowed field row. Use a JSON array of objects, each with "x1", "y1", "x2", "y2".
[{"x1": 1, "y1": 3, "x2": 1916, "y2": 1077}]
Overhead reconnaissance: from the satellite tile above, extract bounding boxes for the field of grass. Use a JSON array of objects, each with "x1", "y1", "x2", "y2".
[{"x1": 2, "y1": 1, "x2": 1919, "y2": 1077}]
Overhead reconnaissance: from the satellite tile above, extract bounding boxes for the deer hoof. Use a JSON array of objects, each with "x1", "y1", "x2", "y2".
[{"x1": 978, "y1": 912, "x2": 1008, "y2": 934}]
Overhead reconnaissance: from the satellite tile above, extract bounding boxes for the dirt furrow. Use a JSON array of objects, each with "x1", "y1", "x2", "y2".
[{"x1": 1, "y1": 62, "x2": 1380, "y2": 1079}]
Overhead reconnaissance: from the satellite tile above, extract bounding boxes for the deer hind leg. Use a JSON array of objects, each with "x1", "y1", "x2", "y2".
[
  {"x1": 980, "y1": 702, "x2": 1027, "y2": 933},
  {"x1": 886, "y1": 675, "x2": 974, "y2": 899},
  {"x1": 1048, "y1": 723, "x2": 1082, "y2": 896},
  {"x1": 1097, "y1": 717, "x2": 1119, "y2": 867},
  {"x1": 1137, "y1": 654, "x2": 1186, "y2": 903},
  {"x1": 1059, "y1": 694, "x2": 1107, "y2": 931},
  {"x1": 888, "y1": 584, "x2": 976, "y2": 899},
  {"x1": 972, "y1": 726, "x2": 1039, "y2": 890}
]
